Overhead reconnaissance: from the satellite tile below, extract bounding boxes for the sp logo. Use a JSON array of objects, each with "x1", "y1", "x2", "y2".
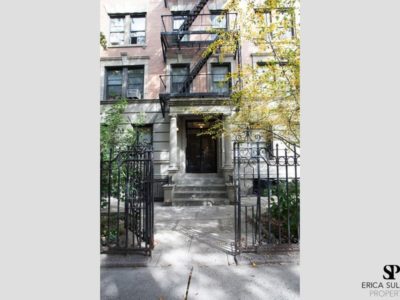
[{"x1": 383, "y1": 265, "x2": 400, "y2": 280}]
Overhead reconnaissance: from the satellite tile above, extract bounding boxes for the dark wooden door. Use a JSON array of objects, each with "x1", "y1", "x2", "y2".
[{"x1": 186, "y1": 122, "x2": 217, "y2": 173}]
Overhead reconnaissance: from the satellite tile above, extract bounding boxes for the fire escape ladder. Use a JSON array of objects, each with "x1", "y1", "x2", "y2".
[
  {"x1": 177, "y1": 0, "x2": 209, "y2": 41},
  {"x1": 179, "y1": 34, "x2": 220, "y2": 94}
]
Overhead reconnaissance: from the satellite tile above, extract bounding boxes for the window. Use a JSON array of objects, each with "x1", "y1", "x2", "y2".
[
  {"x1": 172, "y1": 11, "x2": 189, "y2": 41},
  {"x1": 110, "y1": 17, "x2": 125, "y2": 45},
  {"x1": 105, "y1": 66, "x2": 144, "y2": 100},
  {"x1": 131, "y1": 15, "x2": 146, "y2": 45},
  {"x1": 133, "y1": 125, "x2": 153, "y2": 146},
  {"x1": 109, "y1": 14, "x2": 146, "y2": 46},
  {"x1": 128, "y1": 67, "x2": 144, "y2": 98},
  {"x1": 210, "y1": 11, "x2": 227, "y2": 40},
  {"x1": 256, "y1": 61, "x2": 271, "y2": 91},
  {"x1": 275, "y1": 10, "x2": 294, "y2": 39},
  {"x1": 106, "y1": 69, "x2": 123, "y2": 99},
  {"x1": 171, "y1": 65, "x2": 189, "y2": 93},
  {"x1": 211, "y1": 13, "x2": 227, "y2": 29},
  {"x1": 212, "y1": 64, "x2": 230, "y2": 94}
]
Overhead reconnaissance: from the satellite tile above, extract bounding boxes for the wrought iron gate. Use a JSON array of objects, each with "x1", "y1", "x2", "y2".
[
  {"x1": 100, "y1": 144, "x2": 154, "y2": 255},
  {"x1": 233, "y1": 128, "x2": 300, "y2": 254}
]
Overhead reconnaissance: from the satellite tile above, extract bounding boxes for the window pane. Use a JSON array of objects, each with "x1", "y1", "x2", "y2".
[
  {"x1": 128, "y1": 68, "x2": 144, "y2": 96},
  {"x1": 128, "y1": 68, "x2": 144, "y2": 75},
  {"x1": 212, "y1": 66, "x2": 229, "y2": 93},
  {"x1": 136, "y1": 127, "x2": 152, "y2": 144},
  {"x1": 132, "y1": 126, "x2": 152, "y2": 145},
  {"x1": 110, "y1": 18, "x2": 124, "y2": 32},
  {"x1": 276, "y1": 11, "x2": 293, "y2": 38},
  {"x1": 128, "y1": 77, "x2": 143, "y2": 85},
  {"x1": 131, "y1": 31, "x2": 145, "y2": 44},
  {"x1": 110, "y1": 32, "x2": 124, "y2": 45},
  {"x1": 107, "y1": 85, "x2": 122, "y2": 98},
  {"x1": 107, "y1": 70, "x2": 122, "y2": 98},
  {"x1": 212, "y1": 66, "x2": 228, "y2": 81},
  {"x1": 131, "y1": 17, "x2": 146, "y2": 31},
  {"x1": 107, "y1": 70, "x2": 122, "y2": 84},
  {"x1": 265, "y1": 12, "x2": 272, "y2": 26},
  {"x1": 173, "y1": 17, "x2": 186, "y2": 30},
  {"x1": 211, "y1": 14, "x2": 226, "y2": 29}
]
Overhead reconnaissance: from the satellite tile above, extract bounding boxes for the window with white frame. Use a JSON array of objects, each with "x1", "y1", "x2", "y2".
[
  {"x1": 109, "y1": 17, "x2": 125, "y2": 45},
  {"x1": 109, "y1": 14, "x2": 146, "y2": 46},
  {"x1": 131, "y1": 15, "x2": 146, "y2": 45}
]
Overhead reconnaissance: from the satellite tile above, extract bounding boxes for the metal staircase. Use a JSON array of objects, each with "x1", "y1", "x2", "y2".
[
  {"x1": 177, "y1": 0, "x2": 209, "y2": 41},
  {"x1": 178, "y1": 33, "x2": 220, "y2": 94}
]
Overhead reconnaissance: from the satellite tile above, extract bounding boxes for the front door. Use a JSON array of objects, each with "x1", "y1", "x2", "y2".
[{"x1": 186, "y1": 121, "x2": 217, "y2": 173}]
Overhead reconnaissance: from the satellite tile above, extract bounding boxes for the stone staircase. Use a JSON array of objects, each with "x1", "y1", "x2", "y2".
[{"x1": 172, "y1": 173, "x2": 230, "y2": 206}]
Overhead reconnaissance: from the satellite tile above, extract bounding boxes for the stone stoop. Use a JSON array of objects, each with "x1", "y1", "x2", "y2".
[{"x1": 172, "y1": 173, "x2": 230, "y2": 206}]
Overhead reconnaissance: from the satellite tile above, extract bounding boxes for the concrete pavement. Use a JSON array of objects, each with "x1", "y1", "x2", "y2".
[
  {"x1": 101, "y1": 264, "x2": 299, "y2": 300},
  {"x1": 101, "y1": 205, "x2": 299, "y2": 299}
]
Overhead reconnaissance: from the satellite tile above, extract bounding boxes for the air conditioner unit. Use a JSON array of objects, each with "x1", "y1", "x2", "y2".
[
  {"x1": 127, "y1": 89, "x2": 141, "y2": 99},
  {"x1": 109, "y1": 35, "x2": 120, "y2": 45}
]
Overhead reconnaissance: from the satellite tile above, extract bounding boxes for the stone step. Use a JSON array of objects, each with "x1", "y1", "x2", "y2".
[
  {"x1": 171, "y1": 198, "x2": 231, "y2": 206},
  {"x1": 182, "y1": 173, "x2": 222, "y2": 177},
  {"x1": 173, "y1": 191, "x2": 228, "y2": 199},
  {"x1": 176, "y1": 179, "x2": 225, "y2": 185},
  {"x1": 174, "y1": 185, "x2": 227, "y2": 192}
]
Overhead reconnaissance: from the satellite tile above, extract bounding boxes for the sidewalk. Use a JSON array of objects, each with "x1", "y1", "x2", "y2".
[{"x1": 101, "y1": 205, "x2": 299, "y2": 299}]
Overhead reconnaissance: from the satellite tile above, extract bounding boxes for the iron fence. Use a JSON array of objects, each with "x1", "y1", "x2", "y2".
[
  {"x1": 233, "y1": 128, "x2": 300, "y2": 254},
  {"x1": 100, "y1": 144, "x2": 154, "y2": 255}
]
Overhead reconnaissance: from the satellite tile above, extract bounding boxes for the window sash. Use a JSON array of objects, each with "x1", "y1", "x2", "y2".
[
  {"x1": 212, "y1": 66, "x2": 229, "y2": 93},
  {"x1": 211, "y1": 14, "x2": 227, "y2": 29},
  {"x1": 135, "y1": 126, "x2": 152, "y2": 145},
  {"x1": 130, "y1": 16, "x2": 146, "y2": 44},
  {"x1": 131, "y1": 17, "x2": 146, "y2": 31},
  {"x1": 130, "y1": 31, "x2": 146, "y2": 44},
  {"x1": 106, "y1": 69, "x2": 123, "y2": 98},
  {"x1": 276, "y1": 10, "x2": 294, "y2": 38},
  {"x1": 173, "y1": 16, "x2": 187, "y2": 31},
  {"x1": 127, "y1": 68, "x2": 144, "y2": 98},
  {"x1": 110, "y1": 18, "x2": 124, "y2": 32}
]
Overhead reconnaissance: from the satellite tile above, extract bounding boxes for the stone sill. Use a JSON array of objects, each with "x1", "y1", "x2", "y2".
[
  {"x1": 107, "y1": 44, "x2": 147, "y2": 49},
  {"x1": 100, "y1": 99, "x2": 158, "y2": 105}
]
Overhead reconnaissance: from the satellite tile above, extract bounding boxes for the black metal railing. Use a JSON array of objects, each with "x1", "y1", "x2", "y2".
[
  {"x1": 233, "y1": 128, "x2": 300, "y2": 254},
  {"x1": 100, "y1": 144, "x2": 154, "y2": 255},
  {"x1": 159, "y1": 73, "x2": 233, "y2": 98},
  {"x1": 161, "y1": 13, "x2": 237, "y2": 34},
  {"x1": 160, "y1": 13, "x2": 237, "y2": 53}
]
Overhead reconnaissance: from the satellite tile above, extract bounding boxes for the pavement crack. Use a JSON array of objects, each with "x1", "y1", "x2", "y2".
[
  {"x1": 184, "y1": 266, "x2": 194, "y2": 300},
  {"x1": 187, "y1": 235, "x2": 193, "y2": 253}
]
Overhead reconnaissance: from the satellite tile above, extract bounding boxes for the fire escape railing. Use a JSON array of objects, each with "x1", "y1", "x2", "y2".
[
  {"x1": 159, "y1": 3, "x2": 239, "y2": 117},
  {"x1": 177, "y1": 0, "x2": 209, "y2": 41}
]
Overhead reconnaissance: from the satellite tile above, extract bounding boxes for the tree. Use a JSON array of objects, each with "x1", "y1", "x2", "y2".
[
  {"x1": 204, "y1": 0, "x2": 300, "y2": 145},
  {"x1": 100, "y1": 98, "x2": 136, "y2": 157}
]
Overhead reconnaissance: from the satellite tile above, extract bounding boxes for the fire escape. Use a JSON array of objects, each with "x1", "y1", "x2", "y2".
[{"x1": 159, "y1": 0, "x2": 240, "y2": 117}]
